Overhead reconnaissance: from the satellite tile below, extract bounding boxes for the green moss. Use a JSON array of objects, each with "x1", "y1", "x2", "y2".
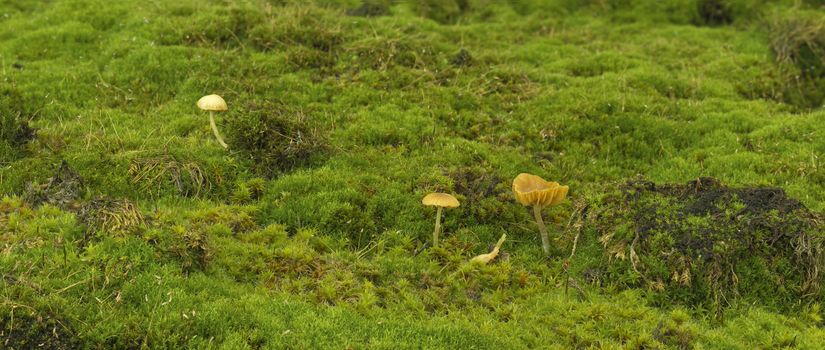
[{"x1": 2, "y1": 0, "x2": 825, "y2": 348}]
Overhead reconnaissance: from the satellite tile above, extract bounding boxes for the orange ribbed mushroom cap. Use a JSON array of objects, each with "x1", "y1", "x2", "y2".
[{"x1": 512, "y1": 173, "x2": 568, "y2": 207}]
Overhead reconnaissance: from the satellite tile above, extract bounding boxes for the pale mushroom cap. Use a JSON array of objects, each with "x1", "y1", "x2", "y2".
[
  {"x1": 512, "y1": 173, "x2": 568, "y2": 207},
  {"x1": 197, "y1": 94, "x2": 228, "y2": 111},
  {"x1": 422, "y1": 193, "x2": 460, "y2": 208}
]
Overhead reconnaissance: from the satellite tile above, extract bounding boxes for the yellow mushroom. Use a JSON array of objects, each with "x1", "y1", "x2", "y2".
[
  {"x1": 422, "y1": 193, "x2": 460, "y2": 248},
  {"x1": 512, "y1": 173, "x2": 568, "y2": 255},
  {"x1": 197, "y1": 94, "x2": 229, "y2": 149},
  {"x1": 470, "y1": 233, "x2": 507, "y2": 265}
]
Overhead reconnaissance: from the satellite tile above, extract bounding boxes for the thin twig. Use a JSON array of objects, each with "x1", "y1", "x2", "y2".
[
  {"x1": 629, "y1": 231, "x2": 648, "y2": 284},
  {"x1": 54, "y1": 278, "x2": 89, "y2": 295},
  {"x1": 413, "y1": 242, "x2": 429, "y2": 257}
]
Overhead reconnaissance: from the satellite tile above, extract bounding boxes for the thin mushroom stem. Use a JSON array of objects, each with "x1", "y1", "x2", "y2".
[
  {"x1": 433, "y1": 206, "x2": 443, "y2": 248},
  {"x1": 208, "y1": 111, "x2": 228, "y2": 149},
  {"x1": 533, "y1": 204, "x2": 550, "y2": 255}
]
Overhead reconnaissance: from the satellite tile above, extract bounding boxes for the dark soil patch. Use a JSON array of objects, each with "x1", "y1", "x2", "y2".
[
  {"x1": 228, "y1": 101, "x2": 329, "y2": 178},
  {"x1": 451, "y1": 166, "x2": 501, "y2": 206},
  {"x1": 448, "y1": 165, "x2": 514, "y2": 225},
  {"x1": 21, "y1": 161, "x2": 151, "y2": 242},
  {"x1": 24, "y1": 160, "x2": 84, "y2": 209},
  {"x1": 591, "y1": 177, "x2": 823, "y2": 312},
  {"x1": 0, "y1": 310, "x2": 78, "y2": 350},
  {"x1": 346, "y1": 1, "x2": 391, "y2": 17},
  {"x1": 695, "y1": 0, "x2": 733, "y2": 26},
  {"x1": 1, "y1": 85, "x2": 37, "y2": 159},
  {"x1": 451, "y1": 48, "x2": 473, "y2": 67},
  {"x1": 0, "y1": 118, "x2": 34, "y2": 149}
]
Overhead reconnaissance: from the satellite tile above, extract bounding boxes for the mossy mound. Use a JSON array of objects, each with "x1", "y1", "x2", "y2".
[{"x1": 591, "y1": 177, "x2": 823, "y2": 312}]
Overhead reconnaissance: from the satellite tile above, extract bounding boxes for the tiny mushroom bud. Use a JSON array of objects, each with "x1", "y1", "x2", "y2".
[
  {"x1": 422, "y1": 193, "x2": 460, "y2": 248},
  {"x1": 470, "y1": 233, "x2": 507, "y2": 265},
  {"x1": 197, "y1": 94, "x2": 229, "y2": 149},
  {"x1": 512, "y1": 173, "x2": 568, "y2": 255}
]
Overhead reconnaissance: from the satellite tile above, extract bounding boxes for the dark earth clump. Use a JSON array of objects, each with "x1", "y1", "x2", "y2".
[
  {"x1": 23, "y1": 163, "x2": 146, "y2": 241},
  {"x1": 451, "y1": 48, "x2": 473, "y2": 67},
  {"x1": 448, "y1": 165, "x2": 515, "y2": 226},
  {"x1": 0, "y1": 85, "x2": 37, "y2": 160},
  {"x1": 450, "y1": 166, "x2": 501, "y2": 207},
  {"x1": 0, "y1": 310, "x2": 78, "y2": 350},
  {"x1": 590, "y1": 177, "x2": 823, "y2": 313},
  {"x1": 0, "y1": 118, "x2": 34, "y2": 149},
  {"x1": 695, "y1": 0, "x2": 733, "y2": 26},
  {"x1": 346, "y1": 0, "x2": 391, "y2": 17},
  {"x1": 229, "y1": 101, "x2": 328, "y2": 178},
  {"x1": 23, "y1": 160, "x2": 84, "y2": 209}
]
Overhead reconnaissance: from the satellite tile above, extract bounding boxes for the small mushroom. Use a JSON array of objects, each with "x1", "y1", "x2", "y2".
[
  {"x1": 512, "y1": 173, "x2": 568, "y2": 255},
  {"x1": 422, "y1": 193, "x2": 460, "y2": 248},
  {"x1": 470, "y1": 233, "x2": 507, "y2": 265},
  {"x1": 197, "y1": 94, "x2": 229, "y2": 149}
]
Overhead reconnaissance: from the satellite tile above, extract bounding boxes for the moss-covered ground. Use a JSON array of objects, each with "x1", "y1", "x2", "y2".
[{"x1": 2, "y1": 0, "x2": 825, "y2": 348}]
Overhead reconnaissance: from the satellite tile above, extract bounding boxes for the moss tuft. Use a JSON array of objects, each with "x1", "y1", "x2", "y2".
[
  {"x1": 128, "y1": 154, "x2": 218, "y2": 198},
  {"x1": 228, "y1": 101, "x2": 329, "y2": 178},
  {"x1": 77, "y1": 196, "x2": 144, "y2": 239},
  {"x1": 768, "y1": 9, "x2": 825, "y2": 109}
]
